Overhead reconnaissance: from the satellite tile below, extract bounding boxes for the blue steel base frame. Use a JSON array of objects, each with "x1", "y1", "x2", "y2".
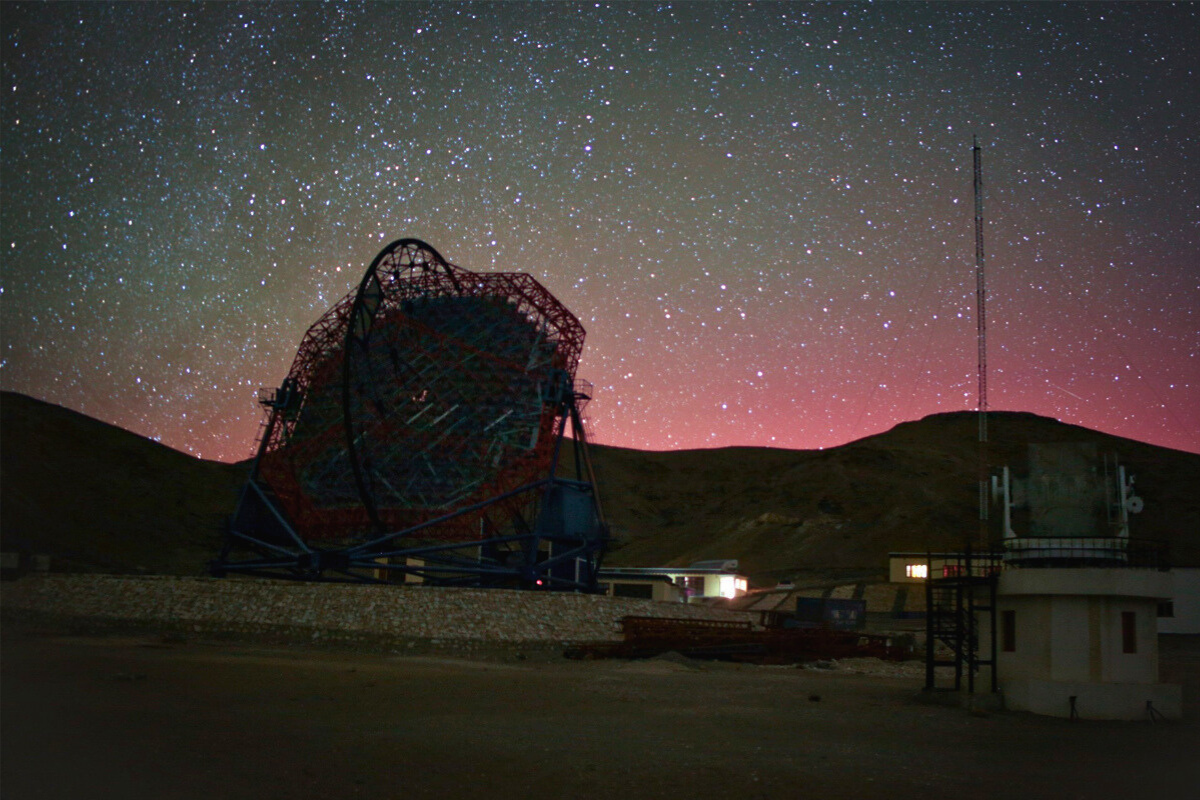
[{"x1": 210, "y1": 397, "x2": 608, "y2": 591}]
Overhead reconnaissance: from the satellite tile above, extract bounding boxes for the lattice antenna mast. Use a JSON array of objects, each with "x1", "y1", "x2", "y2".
[
  {"x1": 974, "y1": 137, "x2": 988, "y2": 441},
  {"x1": 973, "y1": 136, "x2": 989, "y2": 536}
]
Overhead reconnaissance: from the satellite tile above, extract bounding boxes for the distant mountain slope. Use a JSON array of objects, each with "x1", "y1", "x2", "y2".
[
  {"x1": 577, "y1": 411, "x2": 1200, "y2": 582},
  {"x1": 3, "y1": 390, "x2": 1196, "y2": 581},
  {"x1": 1, "y1": 392, "x2": 246, "y2": 575}
]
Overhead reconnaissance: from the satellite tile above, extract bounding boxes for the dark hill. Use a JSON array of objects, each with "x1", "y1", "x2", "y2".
[
  {"x1": 3, "y1": 390, "x2": 1197, "y2": 582},
  {"x1": 1, "y1": 392, "x2": 246, "y2": 575},
  {"x1": 568, "y1": 411, "x2": 1200, "y2": 582}
]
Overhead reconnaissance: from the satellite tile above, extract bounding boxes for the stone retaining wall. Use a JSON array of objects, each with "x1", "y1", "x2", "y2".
[{"x1": 1, "y1": 575, "x2": 755, "y2": 647}]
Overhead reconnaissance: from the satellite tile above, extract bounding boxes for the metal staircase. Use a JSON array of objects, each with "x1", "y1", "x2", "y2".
[{"x1": 925, "y1": 552, "x2": 1000, "y2": 693}]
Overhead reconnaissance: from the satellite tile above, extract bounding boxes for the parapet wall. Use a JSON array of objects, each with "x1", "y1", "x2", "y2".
[{"x1": 1, "y1": 574, "x2": 754, "y2": 648}]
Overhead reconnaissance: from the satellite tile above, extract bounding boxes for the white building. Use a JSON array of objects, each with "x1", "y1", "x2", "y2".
[
  {"x1": 598, "y1": 560, "x2": 749, "y2": 602},
  {"x1": 1159, "y1": 568, "x2": 1200, "y2": 635},
  {"x1": 986, "y1": 444, "x2": 1182, "y2": 719},
  {"x1": 996, "y1": 566, "x2": 1180, "y2": 720},
  {"x1": 915, "y1": 444, "x2": 1186, "y2": 720}
]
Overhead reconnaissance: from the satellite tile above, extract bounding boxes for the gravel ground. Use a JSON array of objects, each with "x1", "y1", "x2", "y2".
[{"x1": 3, "y1": 628, "x2": 1197, "y2": 800}]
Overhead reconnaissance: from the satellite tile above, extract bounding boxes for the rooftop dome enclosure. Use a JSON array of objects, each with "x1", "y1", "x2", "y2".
[{"x1": 212, "y1": 239, "x2": 607, "y2": 589}]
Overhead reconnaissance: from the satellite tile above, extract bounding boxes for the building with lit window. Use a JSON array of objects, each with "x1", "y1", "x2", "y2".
[
  {"x1": 598, "y1": 560, "x2": 749, "y2": 603},
  {"x1": 889, "y1": 552, "x2": 1002, "y2": 583}
]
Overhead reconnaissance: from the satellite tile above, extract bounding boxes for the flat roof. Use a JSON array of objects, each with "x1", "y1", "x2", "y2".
[
  {"x1": 598, "y1": 566, "x2": 745, "y2": 577},
  {"x1": 594, "y1": 573, "x2": 676, "y2": 584},
  {"x1": 888, "y1": 551, "x2": 1004, "y2": 558}
]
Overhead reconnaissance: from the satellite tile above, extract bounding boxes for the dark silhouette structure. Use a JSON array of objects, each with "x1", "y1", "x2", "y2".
[{"x1": 212, "y1": 239, "x2": 607, "y2": 589}]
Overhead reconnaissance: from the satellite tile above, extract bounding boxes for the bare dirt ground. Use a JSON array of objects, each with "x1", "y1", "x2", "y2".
[{"x1": 3, "y1": 629, "x2": 1198, "y2": 800}]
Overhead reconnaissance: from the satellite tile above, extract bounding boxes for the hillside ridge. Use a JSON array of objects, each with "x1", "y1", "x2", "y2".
[{"x1": 3, "y1": 390, "x2": 1197, "y2": 581}]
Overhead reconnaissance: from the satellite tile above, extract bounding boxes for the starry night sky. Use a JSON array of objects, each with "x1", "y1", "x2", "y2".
[{"x1": 3, "y1": 2, "x2": 1198, "y2": 461}]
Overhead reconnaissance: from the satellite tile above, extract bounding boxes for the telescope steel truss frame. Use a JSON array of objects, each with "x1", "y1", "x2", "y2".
[{"x1": 211, "y1": 239, "x2": 607, "y2": 589}]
